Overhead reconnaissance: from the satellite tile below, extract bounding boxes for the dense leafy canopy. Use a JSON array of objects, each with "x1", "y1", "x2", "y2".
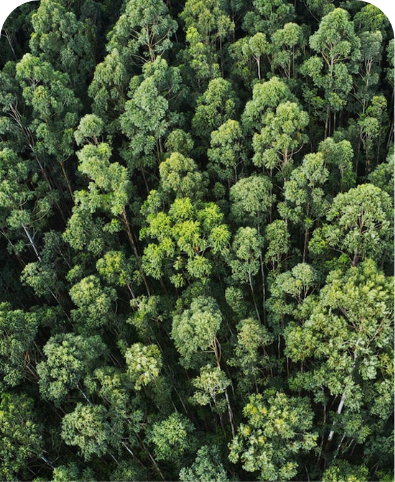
[{"x1": 0, "y1": 1, "x2": 393, "y2": 481}]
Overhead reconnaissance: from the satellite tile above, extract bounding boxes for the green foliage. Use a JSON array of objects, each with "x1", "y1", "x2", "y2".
[
  {"x1": 0, "y1": 303, "x2": 38, "y2": 388},
  {"x1": 192, "y1": 78, "x2": 237, "y2": 143},
  {"x1": 29, "y1": 0, "x2": 95, "y2": 90},
  {"x1": 0, "y1": 392, "x2": 43, "y2": 480},
  {"x1": 285, "y1": 260, "x2": 393, "y2": 419},
  {"x1": 159, "y1": 152, "x2": 208, "y2": 199},
  {"x1": 179, "y1": 445, "x2": 229, "y2": 482},
  {"x1": 229, "y1": 227, "x2": 263, "y2": 284},
  {"x1": 147, "y1": 412, "x2": 195, "y2": 462},
  {"x1": 252, "y1": 100, "x2": 309, "y2": 175},
  {"x1": 229, "y1": 391, "x2": 317, "y2": 481},
  {"x1": 172, "y1": 296, "x2": 222, "y2": 367},
  {"x1": 208, "y1": 119, "x2": 247, "y2": 184},
  {"x1": 229, "y1": 317, "x2": 273, "y2": 392},
  {"x1": 37, "y1": 333, "x2": 107, "y2": 404},
  {"x1": 61, "y1": 403, "x2": 112, "y2": 460},
  {"x1": 141, "y1": 197, "x2": 230, "y2": 286},
  {"x1": 191, "y1": 365, "x2": 231, "y2": 412},
  {"x1": 322, "y1": 460, "x2": 369, "y2": 482},
  {"x1": 70, "y1": 275, "x2": 117, "y2": 330},
  {"x1": 52, "y1": 462, "x2": 97, "y2": 482},
  {"x1": 0, "y1": 2, "x2": 393, "y2": 480},
  {"x1": 125, "y1": 343, "x2": 162, "y2": 390},
  {"x1": 309, "y1": 184, "x2": 393, "y2": 266},
  {"x1": 107, "y1": 0, "x2": 178, "y2": 64},
  {"x1": 230, "y1": 175, "x2": 273, "y2": 230}
]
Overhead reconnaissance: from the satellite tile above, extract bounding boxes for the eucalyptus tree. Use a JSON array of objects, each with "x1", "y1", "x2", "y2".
[
  {"x1": 228, "y1": 317, "x2": 273, "y2": 394},
  {"x1": 89, "y1": 0, "x2": 178, "y2": 132},
  {"x1": 146, "y1": 412, "x2": 195, "y2": 466},
  {"x1": 242, "y1": 0, "x2": 295, "y2": 37},
  {"x1": 159, "y1": 152, "x2": 208, "y2": 200},
  {"x1": 29, "y1": 0, "x2": 96, "y2": 94},
  {"x1": 67, "y1": 130, "x2": 151, "y2": 294},
  {"x1": 61, "y1": 403, "x2": 113, "y2": 461},
  {"x1": 278, "y1": 152, "x2": 330, "y2": 261},
  {"x1": 120, "y1": 58, "x2": 183, "y2": 191},
  {"x1": 301, "y1": 8, "x2": 361, "y2": 138},
  {"x1": 230, "y1": 175, "x2": 274, "y2": 312},
  {"x1": 229, "y1": 227, "x2": 263, "y2": 320},
  {"x1": 229, "y1": 391, "x2": 317, "y2": 481},
  {"x1": 309, "y1": 184, "x2": 393, "y2": 268},
  {"x1": 141, "y1": 197, "x2": 230, "y2": 288},
  {"x1": 179, "y1": 0, "x2": 234, "y2": 87},
  {"x1": 271, "y1": 22, "x2": 304, "y2": 81},
  {"x1": 179, "y1": 445, "x2": 229, "y2": 482},
  {"x1": 106, "y1": 0, "x2": 178, "y2": 65},
  {"x1": 192, "y1": 78, "x2": 237, "y2": 147},
  {"x1": 15, "y1": 53, "x2": 80, "y2": 206},
  {"x1": 252, "y1": 100, "x2": 309, "y2": 180},
  {"x1": 207, "y1": 119, "x2": 247, "y2": 185},
  {"x1": 284, "y1": 260, "x2": 393, "y2": 463},
  {"x1": 171, "y1": 296, "x2": 223, "y2": 368},
  {"x1": 0, "y1": 392, "x2": 44, "y2": 481},
  {"x1": 36, "y1": 332, "x2": 107, "y2": 405},
  {"x1": 0, "y1": 303, "x2": 39, "y2": 388}
]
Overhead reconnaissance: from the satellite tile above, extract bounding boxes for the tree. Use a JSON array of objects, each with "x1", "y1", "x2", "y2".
[
  {"x1": 106, "y1": 0, "x2": 177, "y2": 65},
  {"x1": 0, "y1": 303, "x2": 39, "y2": 388},
  {"x1": 0, "y1": 147, "x2": 56, "y2": 265},
  {"x1": 69, "y1": 275, "x2": 117, "y2": 331},
  {"x1": 242, "y1": 0, "x2": 295, "y2": 37},
  {"x1": 120, "y1": 58, "x2": 183, "y2": 188},
  {"x1": 141, "y1": 197, "x2": 230, "y2": 287},
  {"x1": 172, "y1": 296, "x2": 222, "y2": 368},
  {"x1": 317, "y1": 136, "x2": 355, "y2": 195},
  {"x1": 125, "y1": 343, "x2": 162, "y2": 390},
  {"x1": 179, "y1": 445, "x2": 229, "y2": 482},
  {"x1": 265, "y1": 262, "x2": 323, "y2": 356},
  {"x1": 278, "y1": 152, "x2": 330, "y2": 261},
  {"x1": 252, "y1": 100, "x2": 309, "y2": 179},
  {"x1": 37, "y1": 332, "x2": 107, "y2": 405},
  {"x1": 271, "y1": 23, "x2": 304, "y2": 80},
  {"x1": 284, "y1": 260, "x2": 393, "y2": 460},
  {"x1": 179, "y1": 0, "x2": 234, "y2": 85},
  {"x1": 190, "y1": 362, "x2": 235, "y2": 437},
  {"x1": 230, "y1": 175, "x2": 273, "y2": 232},
  {"x1": 208, "y1": 119, "x2": 247, "y2": 185},
  {"x1": 192, "y1": 78, "x2": 237, "y2": 146},
  {"x1": 228, "y1": 317, "x2": 273, "y2": 394},
  {"x1": 229, "y1": 227, "x2": 263, "y2": 320},
  {"x1": 229, "y1": 391, "x2": 317, "y2": 481},
  {"x1": 230, "y1": 175, "x2": 273, "y2": 313},
  {"x1": 96, "y1": 250, "x2": 137, "y2": 298},
  {"x1": 159, "y1": 152, "x2": 208, "y2": 199},
  {"x1": 61, "y1": 403, "x2": 112, "y2": 461},
  {"x1": 191, "y1": 364, "x2": 231, "y2": 413},
  {"x1": 67, "y1": 137, "x2": 150, "y2": 294},
  {"x1": 52, "y1": 463, "x2": 96, "y2": 482},
  {"x1": 146, "y1": 412, "x2": 195, "y2": 463},
  {"x1": 29, "y1": 0, "x2": 95, "y2": 93},
  {"x1": 322, "y1": 460, "x2": 369, "y2": 482},
  {"x1": 263, "y1": 220, "x2": 290, "y2": 273},
  {"x1": 15, "y1": 53, "x2": 80, "y2": 200},
  {"x1": 241, "y1": 76, "x2": 296, "y2": 134},
  {"x1": 88, "y1": 49, "x2": 129, "y2": 132},
  {"x1": 301, "y1": 8, "x2": 361, "y2": 138},
  {"x1": 309, "y1": 183, "x2": 393, "y2": 267},
  {"x1": 0, "y1": 392, "x2": 43, "y2": 480},
  {"x1": 357, "y1": 96, "x2": 388, "y2": 175}
]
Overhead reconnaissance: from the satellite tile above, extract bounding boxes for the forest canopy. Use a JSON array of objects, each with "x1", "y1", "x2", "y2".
[{"x1": 0, "y1": 0, "x2": 393, "y2": 481}]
